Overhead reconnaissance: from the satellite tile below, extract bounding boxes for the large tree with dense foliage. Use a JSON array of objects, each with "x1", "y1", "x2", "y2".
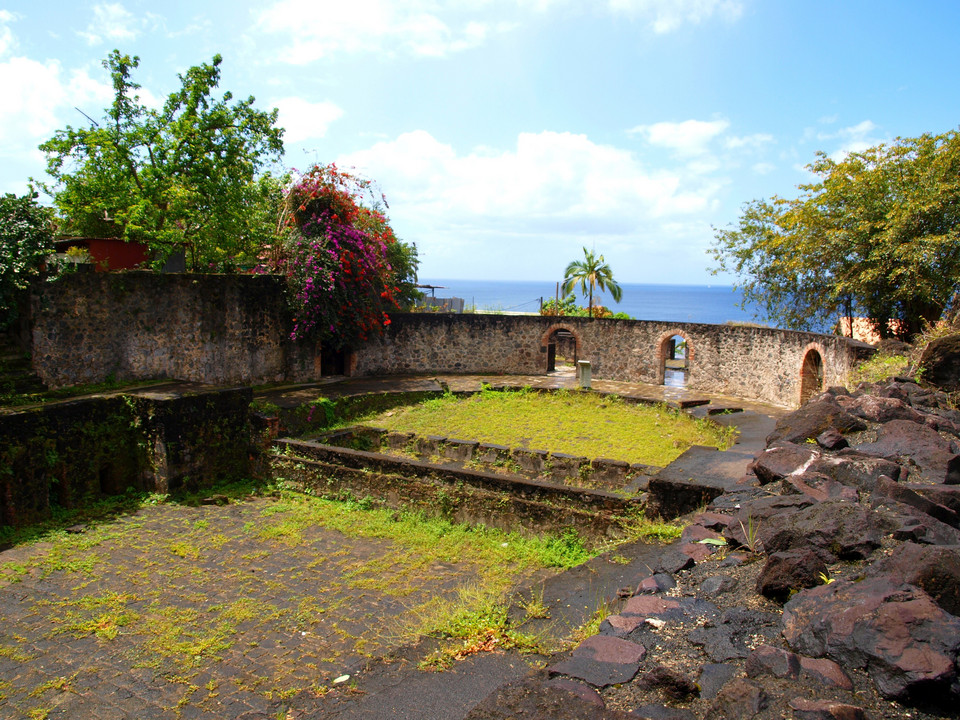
[
  {"x1": 562, "y1": 247, "x2": 623, "y2": 318},
  {"x1": 37, "y1": 51, "x2": 284, "y2": 270},
  {"x1": 712, "y1": 130, "x2": 960, "y2": 339},
  {"x1": 276, "y1": 163, "x2": 419, "y2": 348},
  {"x1": 0, "y1": 193, "x2": 54, "y2": 331}
]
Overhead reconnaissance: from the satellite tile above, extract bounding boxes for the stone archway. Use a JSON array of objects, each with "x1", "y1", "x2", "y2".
[
  {"x1": 656, "y1": 329, "x2": 693, "y2": 387},
  {"x1": 799, "y1": 346, "x2": 825, "y2": 405},
  {"x1": 540, "y1": 324, "x2": 581, "y2": 373}
]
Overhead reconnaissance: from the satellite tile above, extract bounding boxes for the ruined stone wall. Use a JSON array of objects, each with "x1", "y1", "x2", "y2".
[
  {"x1": 30, "y1": 273, "x2": 314, "y2": 388},
  {"x1": 29, "y1": 275, "x2": 869, "y2": 407},
  {"x1": 356, "y1": 314, "x2": 870, "y2": 408},
  {"x1": 0, "y1": 387, "x2": 251, "y2": 527}
]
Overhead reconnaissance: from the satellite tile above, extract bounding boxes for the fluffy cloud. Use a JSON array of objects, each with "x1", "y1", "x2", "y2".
[
  {"x1": 255, "y1": 0, "x2": 743, "y2": 63},
  {"x1": 724, "y1": 133, "x2": 774, "y2": 150},
  {"x1": 77, "y1": 3, "x2": 141, "y2": 46},
  {"x1": 334, "y1": 129, "x2": 727, "y2": 277},
  {"x1": 629, "y1": 119, "x2": 730, "y2": 156},
  {"x1": 342, "y1": 129, "x2": 716, "y2": 222},
  {"x1": 0, "y1": 10, "x2": 16, "y2": 57},
  {"x1": 255, "y1": 0, "x2": 506, "y2": 63},
  {"x1": 803, "y1": 118, "x2": 886, "y2": 161},
  {"x1": 827, "y1": 120, "x2": 884, "y2": 159},
  {"x1": 0, "y1": 53, "x2": 113, "y2": 192},
  {"x1": 272, "y1": 97, "x2": 344, "y2": 144}
]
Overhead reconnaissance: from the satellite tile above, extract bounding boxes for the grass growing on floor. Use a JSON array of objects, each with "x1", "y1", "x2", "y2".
[
  {"x1": 0, "y1": 479, "x2": 608, "y2": 706},
  {"x1": 364, "y1": 387, "x2": 736, "y2": 467}
]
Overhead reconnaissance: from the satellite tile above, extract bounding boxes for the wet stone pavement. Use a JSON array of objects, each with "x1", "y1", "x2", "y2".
[{"x1": 0, "y1": 496, "x2": 501, "y2": 719}]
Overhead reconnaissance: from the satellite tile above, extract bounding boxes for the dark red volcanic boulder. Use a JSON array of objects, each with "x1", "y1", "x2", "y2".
[
  {"x1": 766, "y1": 399, "x2": 867, "y2": 446},
  {"x1": 782, "y1": 576, "x2": 960, "y2": 704},
  {"x1": 855, "y1": 419, "x2": 960, "y2": 484},
  {"x1": 755, "y1": 549, "x2": 828, "y2": 603},
  {"x1": 750, "y1": 443, "x2": 819, "y2": 485},
  {"x1": 868, "y1": 542, "x2": 960, "y2": 616},
  {"x1": 916, "y1": 333, "x2": 960, "y2": 391},
  {"x1": 759, "y1": 500, "x2": 882, "y2": 562}
]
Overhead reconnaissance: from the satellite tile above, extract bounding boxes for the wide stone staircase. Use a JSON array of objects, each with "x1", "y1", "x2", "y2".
[{"x1": 0, "y1": 334, "x2": 45, "y2": 398}]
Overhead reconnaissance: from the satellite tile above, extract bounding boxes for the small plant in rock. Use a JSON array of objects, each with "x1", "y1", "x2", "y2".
[
  {"x1": 739, "y1": 515, "x2": 763, "y2": 553},
  {"x1": 571, "y1": 596, "x2": 617, "y2": 645},
  {"x1": 518, "y1": 587, "x2": 551, "y2": 619}
]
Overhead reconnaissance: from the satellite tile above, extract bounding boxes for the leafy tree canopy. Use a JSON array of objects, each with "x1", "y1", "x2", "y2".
[
  {"x1": 561, "y1": 247, "x2": 623, "y2": 319},
  {"x1": 0, "y1": 193, "x2": 54, "y2": 330},
  {"x1": 712, "y1": 130, "x2": 960, "y2": 339},
  {"x1": 36, "y1": 50, "x2": 284, "y2": 270}
]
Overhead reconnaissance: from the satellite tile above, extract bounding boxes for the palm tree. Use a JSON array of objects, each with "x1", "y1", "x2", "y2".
[{"x1": 561, "y1": 247, "x2": 623, "y2": 318}]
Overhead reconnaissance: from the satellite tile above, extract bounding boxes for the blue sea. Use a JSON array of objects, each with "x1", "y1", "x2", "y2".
[{"x1": 418, "y1": 279, "x2": 772, "y2": 326}]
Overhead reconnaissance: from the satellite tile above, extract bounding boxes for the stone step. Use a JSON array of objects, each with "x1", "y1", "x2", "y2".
[{"x1": 645, "y1": 445, "x2": 758, "y2": 519}]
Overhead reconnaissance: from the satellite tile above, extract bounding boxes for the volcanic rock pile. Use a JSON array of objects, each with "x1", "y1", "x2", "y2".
[{"x1": 468, "y1": 378, "x2": 960, "y2": 719}]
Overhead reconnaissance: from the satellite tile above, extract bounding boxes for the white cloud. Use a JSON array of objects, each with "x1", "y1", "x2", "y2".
[
  {"x1": 818, "y1": 119, "x2": 885, "y2": 161},
  {"x1": 253, "y1": 0, "x2": 742, "y2": 63},
  {"x1": 255, "y1": 0, "x2": 504, "y2": 63},
  {"x1": 724, "y1": 133, "x2": 773, "y2": 150},
  {"x1": 333, "y1": 129, "x2": 724, "y2": 277},
  {"x1": 273, "y1": 97, "x2": 344, "y2": 144},
  {"x1": 0, "y1": 56, "x2": 113, "y2": 190},
  {"x1": 630, "y1": 118, "x2": 730, "y2": 156},
  {"x1": 342, "y1": 129, "x2": 713, "y2": 220},
  {"x1": 0, "y1": 10, "x2": 17, "y2": 57},
  {"x1": 77, "y1": 3, "x2": 141, "y2": 46},
  {"x1": 607, "y1": 0, "x2": 744, "y2": 33}
]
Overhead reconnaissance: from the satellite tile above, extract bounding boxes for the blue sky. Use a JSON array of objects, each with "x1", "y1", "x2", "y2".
[{"x1": 2, "y1": 1, "x2": 959, "y2": 283}]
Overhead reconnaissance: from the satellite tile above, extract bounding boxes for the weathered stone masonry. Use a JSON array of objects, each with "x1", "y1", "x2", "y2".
[
  {"x1": 29, "y1": 274, "x2": 870, "y2": 408},
  {"x1": 356, "y1": 314, "x2": 870, "y2": 408},
  {"x1": 30, "y1": 273, "x2": 315, "y2": 388}
]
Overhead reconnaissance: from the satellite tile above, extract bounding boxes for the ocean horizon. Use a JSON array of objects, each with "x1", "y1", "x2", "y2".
[{"x1": 418, "y1": 278, "x2": 777, "y2": 327}]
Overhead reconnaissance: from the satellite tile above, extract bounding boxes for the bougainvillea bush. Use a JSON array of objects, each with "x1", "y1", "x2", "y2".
[{"x1": 276, "y1": 164, "x2": 419, "y2": 349}]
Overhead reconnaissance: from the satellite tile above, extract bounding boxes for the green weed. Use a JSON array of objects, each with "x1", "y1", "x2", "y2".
[{"x1": 848, "y1": 352, "x2": 911, "y2": 387}]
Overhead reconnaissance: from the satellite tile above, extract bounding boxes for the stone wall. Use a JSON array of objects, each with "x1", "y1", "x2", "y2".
[
  {"x1": 30, "y1": 273, "x2": 314, "y2": 388},
  {"x1": 29, "y1": 275, "x2": 871, "y2": 408},
  {"x1": 0, "y1": 387, "x2": 251, "y2": 527},
  {"x1": 356, "y1": 314, "x2": 872, "y2": 408}
]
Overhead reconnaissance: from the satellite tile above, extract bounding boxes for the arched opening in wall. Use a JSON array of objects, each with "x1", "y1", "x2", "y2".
[
  {"x1": 320, "y1": 344, "x2": 348, "y2": 376},
  {"x1": 661, "y1": 333, "x2": 690, "y2": 388},
  {"x1": 545, "y1": 328, "x2": 578, "y2": 374},
  {"x1": 800, "y1": 349, "x2": 824, "y2": 404}
]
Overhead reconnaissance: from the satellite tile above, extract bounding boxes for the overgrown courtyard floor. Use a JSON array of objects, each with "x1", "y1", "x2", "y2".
[
  {"x1": 0, "y1": 375, "x2": 788, "y2": 719},
  {"x1": 0, "y1": 489, "x2": 567, "y2": 719}
]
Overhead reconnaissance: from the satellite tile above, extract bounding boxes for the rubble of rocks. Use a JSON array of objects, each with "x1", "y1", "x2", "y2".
[{"x1": 467, "y1": 378, "x2": 960, "y2": 719}]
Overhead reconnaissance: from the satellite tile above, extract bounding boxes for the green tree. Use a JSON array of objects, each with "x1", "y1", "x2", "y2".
[
  {"x1": 712, "y1": 130, "x2": 960, "y2": 339},
  {"x1": 37, "y1": 51, "x2": 284, "y2": 270},
  {"x1": 0, "y1": 193, "x2": 54, "y2": 331},
  {"x1": 561, "y1": 247, "x2": 623, "y2": 318}
]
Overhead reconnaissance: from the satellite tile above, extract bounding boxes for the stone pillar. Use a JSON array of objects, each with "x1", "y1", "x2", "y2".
[{"x1": 578, "y1": 360, "x2": 592, "y2": 389}]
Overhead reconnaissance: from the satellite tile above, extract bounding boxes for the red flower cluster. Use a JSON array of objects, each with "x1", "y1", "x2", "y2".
[{"x1": 285, "y1": 163, "x2": 401, "y2": 347}]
